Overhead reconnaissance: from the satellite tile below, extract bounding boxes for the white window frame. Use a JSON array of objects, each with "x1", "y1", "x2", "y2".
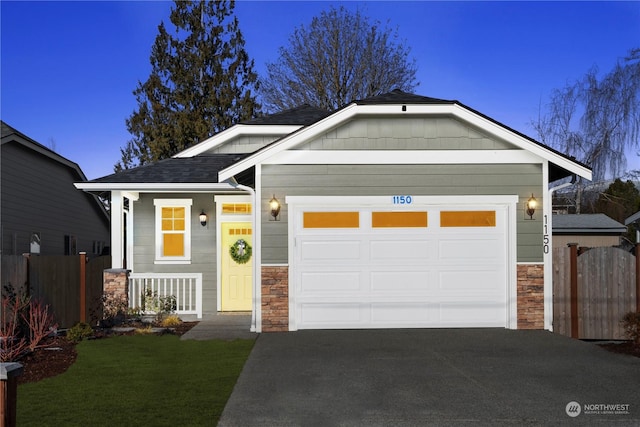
[{"x1": 154, "y1": 199, "x2": 192, "y2": 264}]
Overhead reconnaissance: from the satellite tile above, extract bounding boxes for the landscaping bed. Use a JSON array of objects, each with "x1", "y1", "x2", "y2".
[{"x1": 17, "y1": 321, "x2": 198, "y2": 385}]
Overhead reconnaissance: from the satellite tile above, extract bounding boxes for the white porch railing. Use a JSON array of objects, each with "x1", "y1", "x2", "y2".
[{"x1": 129, "y1": 273, "x2": 203, "y2": 319}]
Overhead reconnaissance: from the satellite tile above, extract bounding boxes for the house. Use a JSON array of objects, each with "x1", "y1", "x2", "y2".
[
  {"x1": 76, "y1": 90, "x2": 592, "y2": 332},
  {"x1": 1, "y1": 121, "x2": 110, "y2": 256},
  {"x1": 552, "y1": 213, "x2": 627, "y2": 248}
]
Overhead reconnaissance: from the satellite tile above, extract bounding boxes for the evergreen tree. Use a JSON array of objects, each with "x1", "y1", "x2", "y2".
[{"x1": 116, "y1": 0, "x2": 259, "y2": 171}]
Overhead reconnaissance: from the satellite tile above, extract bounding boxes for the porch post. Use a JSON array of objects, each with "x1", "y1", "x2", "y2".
[{"x1": 111, "y1": 191, "x2": 124, "y2": 269}]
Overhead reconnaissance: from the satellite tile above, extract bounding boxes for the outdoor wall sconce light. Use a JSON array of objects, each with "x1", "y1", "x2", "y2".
[
  {"x1": 269, "y1": 195, "x2": 281, "y2": 221},
  {"x1": 525, "y1": 194, "x2": 537, "y2": 220},
  {"x1": 199, "y1": 211, "x2": 207, "y2": 227}
]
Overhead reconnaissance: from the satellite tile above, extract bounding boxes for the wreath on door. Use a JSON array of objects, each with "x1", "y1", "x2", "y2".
[{"x1": 229, "y1": 239, "x2": 252, "y2": 264}]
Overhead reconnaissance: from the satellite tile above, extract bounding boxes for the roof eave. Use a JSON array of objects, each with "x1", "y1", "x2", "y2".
[
  {"x1": 74, "y1": 182, "x2": 242, "y2": 193},
  {"x1": 173, "y1": 124, "x2": 302, "y2": 158}
]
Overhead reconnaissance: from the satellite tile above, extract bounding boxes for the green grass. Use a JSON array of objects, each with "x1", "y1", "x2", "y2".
[{"x1": 17, "y1": 335, "x2": 254, "y2": 426}]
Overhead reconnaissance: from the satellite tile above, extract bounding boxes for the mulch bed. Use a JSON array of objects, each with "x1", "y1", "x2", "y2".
[{"x1": 16, "y1": 321, "x2": 198, "y2": 385}]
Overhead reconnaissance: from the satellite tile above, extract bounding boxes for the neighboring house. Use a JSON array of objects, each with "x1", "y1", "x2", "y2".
[
  {"x1": 76, "y1": 90, "x2": 592, "y2": 332},
  {"x1": 552, "y1": 214, "x2": 627, "y2": 248},
  {"x1": 1, "y1": 121, "x2": 110, "y2": 256},
  {"x1": 625, "y1": 210, "x2": 640, "y2": 244}
]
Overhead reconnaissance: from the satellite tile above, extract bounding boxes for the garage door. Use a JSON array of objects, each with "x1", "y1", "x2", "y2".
[{"x1": 288, "y1": 196, "x2": 514, "y2": 330}]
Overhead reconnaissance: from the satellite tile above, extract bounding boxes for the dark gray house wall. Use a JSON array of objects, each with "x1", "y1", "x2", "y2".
[{"x1": 1, "y1": 123, "x2": 109, "y2": 256}]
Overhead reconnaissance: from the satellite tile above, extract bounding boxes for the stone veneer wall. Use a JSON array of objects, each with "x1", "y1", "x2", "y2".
[
  {"x1": 261, "y1": 266, "x2": 289, "y2": 332},
  {"x1": 517, "y1": 264, "x2": 544, "y2": 329},
  {"x1": 103, "y1": 268, "x2": 129, "y2": 306}
]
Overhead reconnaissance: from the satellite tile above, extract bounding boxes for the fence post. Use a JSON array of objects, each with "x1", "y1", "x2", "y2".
[
  {"x1": 79, "y1": 252, "x2": 87, "y2": 323},
  {"x1": 568, "y1": 243, "x2": 579, "y2": 339},
  {"x1": 0, "y1": 363, "x2": 23, "y2": 427}
]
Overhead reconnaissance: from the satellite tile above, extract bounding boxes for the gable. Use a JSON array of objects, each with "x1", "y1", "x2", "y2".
[
  {"x1": 219, "y1": 100, "x2": 592, "y2": 182},
  {"x1": 296, "y1": 116, "x2": 517, "y2": 151}
]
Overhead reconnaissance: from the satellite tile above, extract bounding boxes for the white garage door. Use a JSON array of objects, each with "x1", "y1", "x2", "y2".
[{"x1": 288, "y1": 196, "x2": 515, "y2": 330}]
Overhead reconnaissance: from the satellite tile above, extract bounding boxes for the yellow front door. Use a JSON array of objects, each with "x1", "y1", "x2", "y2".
[{"x1": 221, "y1": 222, "x2": 252, "y2": 311}]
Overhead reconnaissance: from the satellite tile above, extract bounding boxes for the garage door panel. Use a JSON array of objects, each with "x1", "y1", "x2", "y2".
[
  {"x1": 299, "y1": 303, "x2": 363, "y2": 326},
  {"x1": 438, "y1": 302, "x2": 506, "y2": 326},
  {"x1": 300, "y1": 240, "x2": 361, "y2": 261},
  {"x1": 370, "y1": 302, "x2": 434, "y2": 323},
  {"x1": 299, "y1": 271, "x2": 362, "y2": 292},
  {"x1": 369, "y1": 239, "x2": 433, "y2": 261},
  {"x1": 438, "y1": 237, "x2": 504, "y2": 262},
  {"x1": 370, "y1": 271, "x2": 433, "y2": 291},
  {"x1": 438, "y1": 269, "x2": 505, "y2": 293}
]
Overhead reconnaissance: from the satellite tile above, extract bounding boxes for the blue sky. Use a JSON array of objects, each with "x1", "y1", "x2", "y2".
[{"x1": 1, "y1": 1, "x2": 638, "y2": 180}]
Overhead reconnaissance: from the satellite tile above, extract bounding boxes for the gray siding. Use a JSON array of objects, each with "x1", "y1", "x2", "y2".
[
  {"x1": 208, "y1": 134, "x2": 282, "y2": 154},
  {"x1": 298, "y1": 117, "x2": 516, "y2": 150},
  {"x1": 1, "y1": 142, "x2": 109, "y2": 255},
  {"x1": 132, "y1": 193, "x2": 218, "y2": 314},
  {"x1": 261, "y1": 164, "x2": 543, "y2": 263}
]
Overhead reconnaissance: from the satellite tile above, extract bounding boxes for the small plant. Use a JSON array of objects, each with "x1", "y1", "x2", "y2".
[
  {"x1": 25, "y1": 299, "x2": 57, "y2": 351},
  {"x1": 141, "y1": 289, "x2": 177, "y2": 321},
  {"x1": 621, "y1": 312, "x2": 640, "y2": 345},
  {"x1": 161, "y1": 315, "x2": 182, "y2": 328},
  {"x1": 67, "y1": 322, "x2": 94, "y2": 343},
  {"x1": 134, "y1": 326, "x2": 155, "y2": 335}
]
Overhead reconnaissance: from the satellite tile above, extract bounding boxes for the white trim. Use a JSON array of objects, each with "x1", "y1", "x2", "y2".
[
  {"x1": 219, "y1": 103, "x2": 592, "y2": 182},
  {"x1": 265, "y1": 149, "x2": 541, "y2": 165},
  {"x1": 174, "y1": 124, "x2": 302, "y2": 158},
  {"x1": 75, "y1": 182, "x2": 241, "y2": 192},
  {"x1": 153, "y1": 199, "x2": 193, "y2": 264},
  {"x1": 286, "y1": 195, "x2": 519, "y2": 207},
  {"x1": 286, "y1": 194, "x2": 519, "y2": 331},
  {"x1": 214, "y1": 195, "x2": 253, "y2": 313},
  {"x1": 254, "y1": 164, "x2": 262, "y2": 333},
  {"x1": 111, "y1": 191, "x2": 124, "y2": 269}
]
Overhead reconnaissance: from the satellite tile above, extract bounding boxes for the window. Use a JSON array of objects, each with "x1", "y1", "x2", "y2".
[{"x1": 154, "y1": 199, "x2": 192, "y2": 264}]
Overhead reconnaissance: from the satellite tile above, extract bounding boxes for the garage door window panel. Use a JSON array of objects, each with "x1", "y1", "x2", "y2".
[
  {"x1": 440, "y1": 211, "x2": 496, "y2": 227},
  {"x1": 303, "y1": 212, "x2": 360, "y2": 228},
  {"x1": 372, "y1": 211, "x2": 428, "y2": 228}
]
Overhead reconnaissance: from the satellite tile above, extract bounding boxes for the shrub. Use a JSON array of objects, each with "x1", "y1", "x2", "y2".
[
  {"x1": 161, "y1": 315, "x2": 182, "y2": 328},
  {"x1": 1, "y1": 284, "x2": 57, "y2": 361},
  {"x1": 621, "y1": 312, "x2": 640, "y2": 345},
  {"x1": 102, "y1": 291, "x2": 129, "y2": 324},
  {"x1": 67, "y1": 322, "x2": 94, "y2": 343}
]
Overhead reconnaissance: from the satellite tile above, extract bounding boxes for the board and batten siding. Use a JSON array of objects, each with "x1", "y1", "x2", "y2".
[
  {"x1": 296, "y1": 117, "x2": 516, "y2": 151},
  {"x1": 1, "y1": 142, "x2": 109, "y2": 255},
  {"x1": 132, "y1": 193, "x2": 217, "y2": 314},
  {"x1": 261, "y1": 163, "x2": 543, "y2": 264}
]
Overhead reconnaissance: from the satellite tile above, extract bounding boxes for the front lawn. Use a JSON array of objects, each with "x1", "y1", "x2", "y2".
[{"x1": 17, "y1": 335, "x2": 254, "y2": 426}]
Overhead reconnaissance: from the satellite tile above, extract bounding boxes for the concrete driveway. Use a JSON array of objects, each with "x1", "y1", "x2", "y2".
[{"x1": 218, "y1": 329, "x2": 640, "y2": 426}]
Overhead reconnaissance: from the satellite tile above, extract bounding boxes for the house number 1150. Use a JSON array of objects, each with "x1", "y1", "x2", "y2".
[{"x1": 392, "y1": 195, "x2": 413, "y2": 205}]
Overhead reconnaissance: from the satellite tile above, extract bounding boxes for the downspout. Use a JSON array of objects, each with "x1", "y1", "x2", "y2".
[{"x1": 231, "y1": 182, "x2": 258, "y2": 333}]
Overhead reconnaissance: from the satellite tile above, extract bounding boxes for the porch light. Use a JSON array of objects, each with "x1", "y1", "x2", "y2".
[
  {"x1": 526, "y1": 194, "x2": 537, "y2": 220},
  {"x1": 269, "y1": 195, "x2": 281, "y2": 221},
  {"x1": 199, "y1": 211, "x2": 207, "y2": 226}
]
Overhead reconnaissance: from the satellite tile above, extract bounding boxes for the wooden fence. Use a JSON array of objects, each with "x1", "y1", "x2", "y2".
[
  {"x1": 553, "y1": 244, "x2": 639, "y2": 340},
  {"x1": 1, "y1": 254, "x2": 111, "y2": 328}
]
